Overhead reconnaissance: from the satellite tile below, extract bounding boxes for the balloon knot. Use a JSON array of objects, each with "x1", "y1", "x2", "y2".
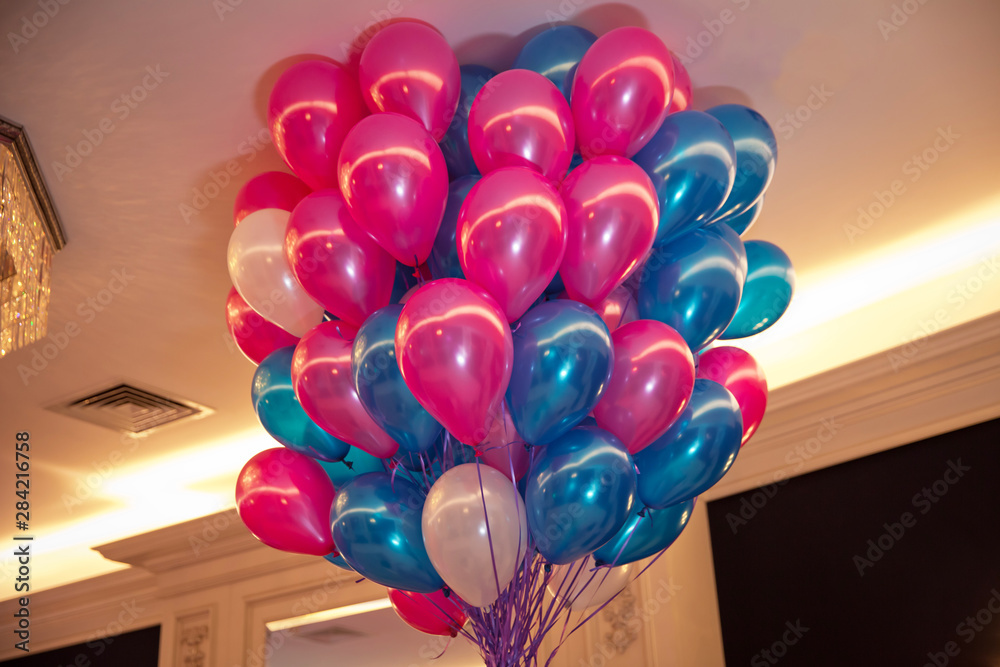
[
  {"x1": 443, "y1": 587, "x2": 452, "y2": 598},
  {"x1": 638, "y1": 508, "x2": 647, "y2": 518},
  {"x1": 344, "y1": 460, "x2": 354, "y2": 470},
  {"x1": 544, "y1": 563, "x2": 552, "y2": 573}
]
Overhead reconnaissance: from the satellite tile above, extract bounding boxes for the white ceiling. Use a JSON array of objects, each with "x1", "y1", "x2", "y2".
[{"x1": 1, "y1": 0, "x2": 999, "y2": 594}]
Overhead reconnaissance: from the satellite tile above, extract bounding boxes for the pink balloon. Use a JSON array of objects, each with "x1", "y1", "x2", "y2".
[
  {"x1": 667, "y1": 53, "x2": 692, "y2": 114},
  {"x1": 268, "y1": 60, "x2": 368, "y2": 190},
  {"x1": 457, "y1": 168, "x2": 567, "y2": 322},
  {"x1": 292, "y1": 321, "x2": 399, "y2": 458},
  {"x1": 468, "y1": 69, "x2": 575, "y2": 182},
  {"x1": 395, "y1": 279, "x2": 513, "y2": 445},
  {"x1": 559, "y1": 156, "x2": 659, "y2": 305},
  {"x1": 594, "y1": 320, "x2": 695, "y2": 454},
  {"x1": 358, "y1": 23, "x2": 461, "y2": 141},
  {"x1": 476, "y1": 406, "x2": 530, "y2": 482},
  {"x1": 388, "y1": 588, "x2": 468, "y2": 637},
  {"x1": 225, "y1": 287, "x2": 300, "y2": 364},
  {"x1": 591, "y1": 285, "x2": 638, "y2": 332},
  {"x1": 697, "y1": 346, "x2": 768, "y2": 446},
  {"x1": 234, "y1": 172, "x2": 312, "y2": 226},
  {"x1": 285, "y1": 190, "x2": 396, "y2": 326},
  {"x1": 570, "y1": 27, "x2": 674, "y2": 158},
  {"x1": 338, "y1": 113, "x2": 449, "y2": 266},
  {"x1": 235, "y1": 448, "x2": 336, "y2": 555}
]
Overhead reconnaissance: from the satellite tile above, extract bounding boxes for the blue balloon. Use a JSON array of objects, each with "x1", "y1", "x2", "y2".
[
  {"x1": 513, "y1": 26, "x2": 597, "y2": 100},
  {"x1": 439, "y1": 65, "x2": 497, "y2": 179},
  {"x1": 318, "y1": 446, "x2": 386, "y2": 487},
  {"x1": 712, "y1": 195, "x2": 763, "y2": 236},
  {"x1": 427, "y1": 176, "x2": 478, "y2": 280},
  {"x1": 390, "y1": 262, "x2": 420, "y2": 303},
  {"x1": 543, "y1": 271, "x2": 566, "y2": 296},
  {"x1": 632, "y1": 110, "x2": 736, "y2": 247},
  {"x1": 332, "y1": 472, "x2": 443, "y2": 593},
  {"x1": 352, "y1": 305, "x2": 443, "y2": 452},
  {"x1": 323, "y1": 551, "x2": 354, "y2": 571},
  {"x1": 507, "y1": 301, "x2": 613, "y2": 445},
  {"x1": 563, "y1": 152, "x2": 585, "y2": 179},
  {"x1": 525, "y1": 426, "x2": 636, "y2": 564},
  {"x1": 634, "y1": 379, "x2": 742, "y2": 509},
  {"x1": 592, "y1": 499, "x2": 695, "y2": 566},
  {"x1": 721, "y1": 241, "x2": 795, "y2": 339},
  {"x1": 252, "y1": 347, "x2": 350, "y2": 462},
  {"x1": 637, "y1": 227, "x2": 746, "y2": 352},
  {"x1": 394, "y1": 433, "x2": 476, "y2": 475},
  {"x1": 706, "y1": 105, "x2": 777, "y2": 222}
]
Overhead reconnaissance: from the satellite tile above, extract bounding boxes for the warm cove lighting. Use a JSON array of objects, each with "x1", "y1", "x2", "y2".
[
  {"x1": 37, "y1": 429, "x2": 274, "y2": 557},
  {"x1": 732, "y1": 196, "x2": 1000, "y2": 387},
  {"x1": 265, "y1": 598, "x2": 394, "y2": 633}
]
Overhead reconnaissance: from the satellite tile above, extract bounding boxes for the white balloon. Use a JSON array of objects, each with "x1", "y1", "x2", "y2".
[
  {"x1": 227, "y1": 208, "x2": 323, "y2": 337},
  {"x1": 422, "y1": 463, "x2": 528, "y2": 608},
  {"x1": 546, "y1": 555, "x2": 632, "y2": 611}
]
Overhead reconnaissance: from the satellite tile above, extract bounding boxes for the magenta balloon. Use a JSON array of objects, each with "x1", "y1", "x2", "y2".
[
  {"x1": 236, "y1": 448, "x2": 336, "y2": 555},
  {"x1": 358, "y1": 23, "x2": 461, "y2": 141},
  {"x1": 467, "y1": 69, "x2": 575, "y2": 181},
  {"x1": 338, "y1": 113, "x2": 449, "y2": 266},
  {"x1": 268, "y1": 60, "x2": 368, "y2": 190},
  {"x1": 594, "y1": 320, "x2": 695, "y2": 454},
  {"x1": 395, "y1": 279, "x2": 513, "y2": 445},
  {"x1": 477, "y1": 406, "x2": 530, "y2": 482},
  {"x1": 234, "y1": 172, "x2": 312, "y2": 226},
  {"x1": 667, "y1": 53, "x2": 692, "y2": 114},
  {"x1": 225, "y1": 287, "x2": 300, "y2": 365},
  {"x1": 697, "y1": 346, "x2": 768, "y2": 446},
  {"x1": 559, "y1": 156, "x2": 659, "y2": 305},
  {"x1": 291, "y1": 321, "x2": 399, "y2": 458},
  {"x1": 570, "y1": 27, "x2": 674, "y2": 158},
  {"x1": 457, "y1": 168, "x2": 568, "y2": 322},
  {"x1": 285, "y1": 190, "x2": 396, "y2": 326}
]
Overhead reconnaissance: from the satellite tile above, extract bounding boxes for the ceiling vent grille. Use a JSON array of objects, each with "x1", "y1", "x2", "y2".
[{"x1": 48, "y1": 383, "x2": 212, "y2": 434}]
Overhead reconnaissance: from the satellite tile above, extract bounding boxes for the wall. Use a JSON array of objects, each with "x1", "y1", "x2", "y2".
[{"x1": 1, "y1": 313, "x2": 997, "y2": 666}]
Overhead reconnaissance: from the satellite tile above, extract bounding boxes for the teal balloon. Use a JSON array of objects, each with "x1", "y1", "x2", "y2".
[
  {"x1": 318, "y1": 447, "x2": 386, "y2": 487},
  {"x1": 332, "y1": 473, "x2": 443, "y2": 593},
  {"x1": 721, "y1": 241, "x2": 795, "y2": 339},
  {"x1": 513, "y1": 26, "x2": 597, "y2": 100},
  {"x1": 637, "y1": 227, "x2": 746, "y2": 351},
  {"x1": 632, "y1": 110, "x2": 736, "y2": 246},
  {"x1": 506, "y1": 300, "x2": 613, "y2": 445},
  {"x1": 525, "y1": 426, "x2": 636, "y2": 564},
  {"x1": 634, "y1": 380, "x2": 742, "y2": 509},
  {"x1": 353, "y1": 305, "x2": 443, "y2": 452},
  {"x1": 428, "y1": 176, "x2": 478, "y2": 280},
  {"x1": 706, "y1": 105, "x2": 777, "y2": 222},
  {"x1": 592, "y1": 499, "x2": 695, "y2": 566},
  {"x1": 252, "y1": 347, "x2": 350, "y2": 462},
  {"x1": 439, "y1": 65, "x2": 496, "y2": 179},
  {"x1": 324, "y1": 552, "x2": 354, "y2": 571},
  {"x1": 713, "y1": 195, "x2": 763, "y2": 236}
]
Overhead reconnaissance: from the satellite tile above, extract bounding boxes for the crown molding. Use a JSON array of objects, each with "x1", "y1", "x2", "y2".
[{"x1": 705, "y1": 311, "x2": 1000, "y2": 499}]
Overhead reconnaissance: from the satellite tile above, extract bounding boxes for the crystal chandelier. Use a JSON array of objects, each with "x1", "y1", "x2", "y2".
[{"x1": 0, "y1": 117, "x2": 65, "y2": 357}]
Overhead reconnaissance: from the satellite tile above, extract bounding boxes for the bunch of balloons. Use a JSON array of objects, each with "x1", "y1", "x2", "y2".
[{"x1": 225, "y1": 20, "x2": 794, "y2": 666}]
